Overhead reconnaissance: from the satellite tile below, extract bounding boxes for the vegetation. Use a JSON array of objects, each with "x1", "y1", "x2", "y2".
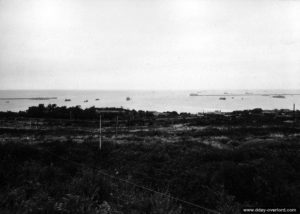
[
  {"x1": 1, "y1": 104, "x2": 299, "y2": 125},
  {"x1": 0, "y1": 105, "x2": 300, "y2": 213}
]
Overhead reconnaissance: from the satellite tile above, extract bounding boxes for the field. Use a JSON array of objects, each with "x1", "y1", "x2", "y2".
[{"x1": 0, "y1": 105, "x2": 299, "y2": 213}]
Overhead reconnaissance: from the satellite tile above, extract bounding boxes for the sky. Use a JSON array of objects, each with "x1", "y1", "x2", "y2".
[{"x1": 0, "y1": 0, "x2": 300, "y2": 90}]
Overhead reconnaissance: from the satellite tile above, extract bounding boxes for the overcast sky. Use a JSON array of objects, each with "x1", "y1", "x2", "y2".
[{"x1": 0, "y1": 0, "x2": 299, "y2": 90}]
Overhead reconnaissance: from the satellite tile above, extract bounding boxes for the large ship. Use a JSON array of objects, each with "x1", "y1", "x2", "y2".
[{"x1": 272, "y1": 95, "x2": 286, "y2": 99}]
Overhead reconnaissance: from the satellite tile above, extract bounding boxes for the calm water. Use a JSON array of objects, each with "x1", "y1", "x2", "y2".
[{"x1": 0, "y1": 90, "x2": 300, "y2": 113}]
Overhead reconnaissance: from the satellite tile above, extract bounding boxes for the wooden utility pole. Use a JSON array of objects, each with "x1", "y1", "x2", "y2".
[
  {"x1": 115, "y1": 115, "x2": 118, "y2": 137},
  {"x1": 99, "y1": 114, "x2": 102, "y2": 150},
  {"x1": 293, "y1": 104, "x2": 296, "y2": 126},
  {"x1": 95, "y1": 109, "x2": 124, "y2": 150}
]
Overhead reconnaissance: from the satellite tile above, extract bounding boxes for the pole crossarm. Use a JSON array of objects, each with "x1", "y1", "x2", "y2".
[{"x1": 95, "y1": 109, "x2": 126, "y2": 114}]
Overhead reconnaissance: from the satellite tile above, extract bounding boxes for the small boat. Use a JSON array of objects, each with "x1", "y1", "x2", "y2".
[
  {"x1": 65, "y1": 99, "x2": 71, "y2": 102},
  {"x1": 126, "y1": 97, "x2": 131, "y2": 101},
  {"x1": 95, "y1": 98, "x2": 100, "y2": 101},
  {"x1": 272, "y1": 95, "x2": 285, "y2": 99},
  {"x1": 84, "y1": 100, "x2": 88, "y2": 103},
  {"x1": 219, "y1": 97, "x2": 226, "y2": 100}
]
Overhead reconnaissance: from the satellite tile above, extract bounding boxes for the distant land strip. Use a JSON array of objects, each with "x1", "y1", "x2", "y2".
[
  {"x1": 0, "y1": 97, "x2": 57, "y2": 100},
  {"x1": 190, "y1": 94, "x2": 300, "y2": 97}
]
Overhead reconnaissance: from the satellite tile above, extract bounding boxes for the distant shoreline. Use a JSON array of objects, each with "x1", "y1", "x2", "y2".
[
  {"x1": 189, "y1": 93, "x2": 300, "y2": 97},
  {"x1": 0, "y1": 97, "x2": 57, "y2": 100}
]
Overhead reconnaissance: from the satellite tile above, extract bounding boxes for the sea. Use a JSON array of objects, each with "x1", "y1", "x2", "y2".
[{"x1": 0, "y1": 90, "x2": 300, "y2": 113}]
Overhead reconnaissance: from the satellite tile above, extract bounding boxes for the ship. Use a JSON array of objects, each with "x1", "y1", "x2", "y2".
[
  {"x1": 84, "y1": 100, "x2": 88, "y2": 103},
  {"x1": 272, "y1": 95, "x2": 286, "y2": 99},
  {"x1": 126, "y1": 97, "x2": 131, "y2": 101},
  {"x1": 65, "y1": 99, "x2": 71, "y2": 102},
  {"x1": 189, "y1": 93, "x2": 199, "y2": 96},
  {"x1": 219, "y1": 97, "x2": 226, "y2": 100},
  {"x1": 95, "y1": 98, "x2": 100, "y2": 101}
]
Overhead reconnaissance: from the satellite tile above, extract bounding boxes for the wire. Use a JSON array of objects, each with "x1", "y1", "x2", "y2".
[{"x1": 38, "y1": 147, "x2": 221, "y2": 214}]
